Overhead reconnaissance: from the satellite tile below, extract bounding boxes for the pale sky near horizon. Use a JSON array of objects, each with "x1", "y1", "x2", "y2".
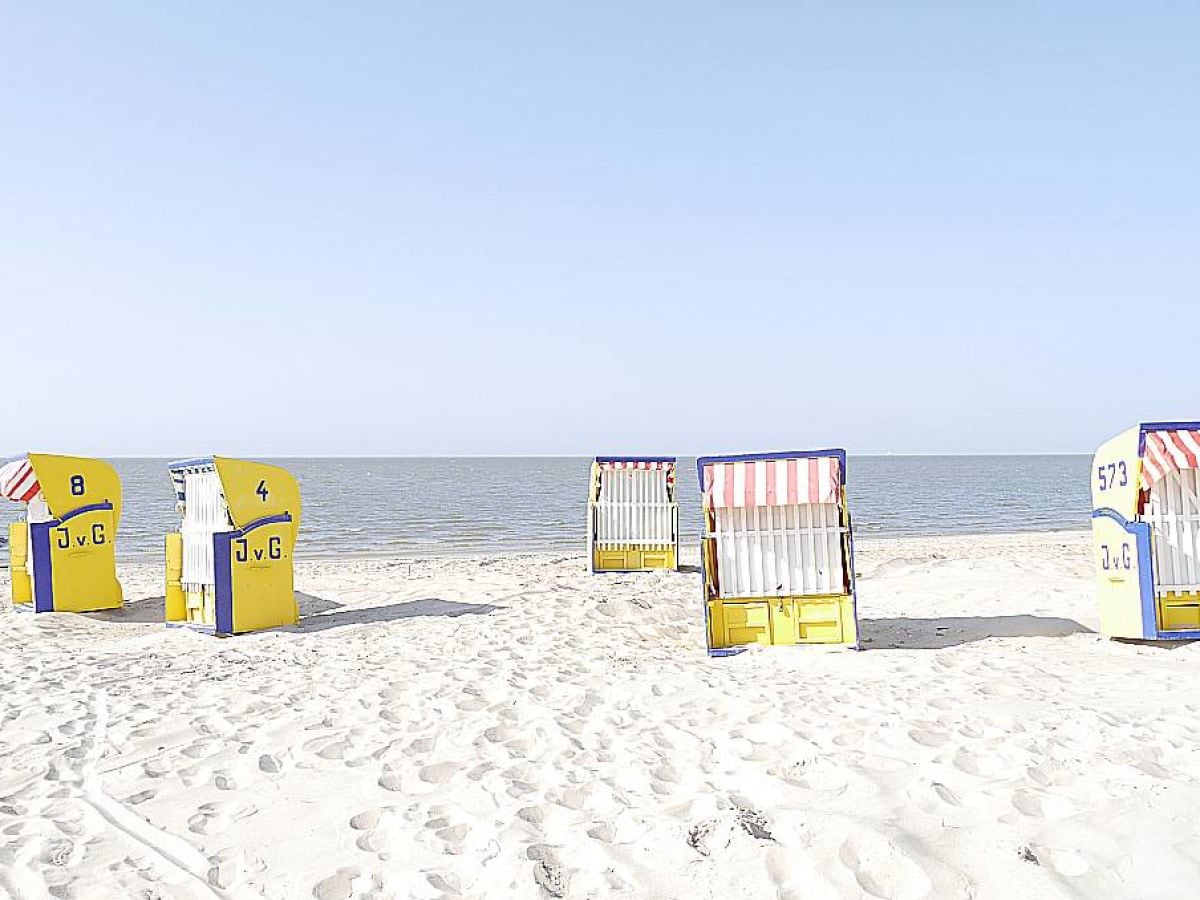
[{"x1": 2, "y1": 3, "x2": 1197, "y2": 457}]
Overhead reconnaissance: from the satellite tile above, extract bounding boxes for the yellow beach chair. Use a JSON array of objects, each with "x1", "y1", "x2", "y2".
[
  {"x1": 698, "y1": 450, "x2": 858, "y2": 654},
  {"x1": 1, "y1": 453, "x2": 123, "y2": 613},
  {"x1": 165, "y1": 456, "x2": 301, "y2": 635},
  {"x1": 1092, "y1": 422, "x2": 1200, "y2": 639},
  {"x1": 588, "y1": 457, "x2": 679, "y2": 572}
]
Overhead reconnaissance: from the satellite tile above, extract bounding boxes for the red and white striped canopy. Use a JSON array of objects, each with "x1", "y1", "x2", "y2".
[
  {"x1": 0, "y1": 457, "x2": 40, "y2": 503},
  {"x1": 1143, "y1": 430, "x2": 1200, "y2": 490},
  {"x1": 597, "y1": 460, "x2": 672, "y2": 471},
  {"x1": 703, "y1": 456, "x2": 841, "y2": 509}
]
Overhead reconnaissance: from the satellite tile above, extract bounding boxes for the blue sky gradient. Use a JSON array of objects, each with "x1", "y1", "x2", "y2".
[{"x1": 3, "y1": 2, "x2": 1197, "y2": 455}]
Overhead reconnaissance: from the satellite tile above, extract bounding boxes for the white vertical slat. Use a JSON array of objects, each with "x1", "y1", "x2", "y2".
[
  {"x1": 1171, "y1": 472, "x2": 1185, "y2": 591},
  {"x1": 1185, "y1": 468, "x2": 1198, "y2": 589}
]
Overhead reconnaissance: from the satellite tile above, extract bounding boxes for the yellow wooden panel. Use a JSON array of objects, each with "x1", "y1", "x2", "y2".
[
  {"x1": 215, "y1": 457, "x2": 302, "y2": 538},
  {"x1": 29, "y1": 454, "x2": 123, "y2": 534},
  {"x1": 9, "y1": 522, "x2": 31, "y2": 605},
  {"x1": 46, "y1": 507, "x2": 123, "y2": 612},
  {"x1": 229, "y1": 519, "x2": 298, "y2": 633},
  {"x1": 709, "y1": 595, "x2": 855, "y2": 648}
]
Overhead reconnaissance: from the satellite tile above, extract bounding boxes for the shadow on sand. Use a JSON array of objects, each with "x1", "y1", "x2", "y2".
[
  {"x1": 861, "y1": 615, "x2": 1094, "y2": 650},
  {"x1": 86, "y1": 596, "x2": 167, "y2": 624},
  {"x1": 80, "y1": 592, "x2": 497, "y2": 634},
  {"x1": 287, "y1": 597, "x2": 502, "y2": 634}
]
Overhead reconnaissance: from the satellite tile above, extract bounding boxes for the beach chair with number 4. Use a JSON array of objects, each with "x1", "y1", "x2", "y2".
[
  {"x1": 698, "y1": 450, "x2": 858, "y2": 653},
  {"x1": 1092, "y1": 423, "x2": 1200, "y2": 639},
  {"x1": 165, "y1": 456, "x2": 301, "y2": 635}
]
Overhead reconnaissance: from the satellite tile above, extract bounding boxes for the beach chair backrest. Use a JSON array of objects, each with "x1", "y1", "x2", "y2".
[
  {"x1": 702, "y1": 453, "x2": 848, "y2": 599},
  {"x1": 594, "y1": 460, "x2": 675, "y2": 549},
  {"x1": 1141, "y1": 428, "x2": 1200, "y2": 596},
  {"x1": 170, "y1": 460, "x2": 231, "y2": 590}
]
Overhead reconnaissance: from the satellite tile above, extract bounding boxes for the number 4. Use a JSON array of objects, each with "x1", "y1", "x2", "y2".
[{"x1": 256, "y1": 480, "x2": 269, "y2": 502}]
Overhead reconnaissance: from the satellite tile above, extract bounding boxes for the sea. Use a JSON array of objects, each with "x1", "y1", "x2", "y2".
[{"x1": 0, "y1": 456, "x2": 1093, "y2": 561}]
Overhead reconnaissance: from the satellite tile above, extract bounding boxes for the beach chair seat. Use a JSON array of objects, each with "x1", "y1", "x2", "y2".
[
  {"x1": 588, "y1": 458, "x2": 679, "y2": 572},
  {"x1": 1092, "y1": 423, "x2": 1200, "y2": 639},
  {"x1": 166, "y1": 457, "x2": 301, "y2": 635},
  {"x1": 698, "y1": 451, "x2": 858, "y2": 652},
  {"x1": 1, "y1": 454, "x2": 123, "y2": 613}
]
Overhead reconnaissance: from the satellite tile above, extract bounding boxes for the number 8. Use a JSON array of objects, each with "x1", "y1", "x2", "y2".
[{"x1": 70, "y1": 475, "x2": 85, "y2": 496}]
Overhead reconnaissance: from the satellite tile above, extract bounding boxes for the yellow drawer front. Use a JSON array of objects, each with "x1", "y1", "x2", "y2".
[
  {"x1": 1159, "y1": 593, "x2": 1200, "y2": 631},
  {"x1": 594, "y1": 547, "x2": 677, "y2": 571},
  {"x1": 709, "y1": 595, "x2": 855, "y2": 649}
]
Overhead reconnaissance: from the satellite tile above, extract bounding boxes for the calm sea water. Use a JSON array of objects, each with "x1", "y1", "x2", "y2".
[{"x1": 0, "y1": 456, "x2": 1092, "y2": 561}]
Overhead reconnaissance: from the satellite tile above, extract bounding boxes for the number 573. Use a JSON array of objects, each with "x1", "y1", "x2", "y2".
[{"x1": 1097, "y1": 461, "x2": 1128, "y2": 491}]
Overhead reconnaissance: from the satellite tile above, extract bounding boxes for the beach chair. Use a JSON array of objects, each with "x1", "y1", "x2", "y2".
[
  {"x1": 698, "y1": 450, "x2": 857, "y2": 653},
  {"x1": 1092, "y1": 423, "x2": 1200, "y2": 639},
  {"x1": 166, "y1": 456, "x2": 301, "y2": 635},
  {"x1": 587, "y1": 457, "x2": 679, "y2": 572},
  {"x1": 1, "y1": 453, "x2": 123, "y2": 613}
]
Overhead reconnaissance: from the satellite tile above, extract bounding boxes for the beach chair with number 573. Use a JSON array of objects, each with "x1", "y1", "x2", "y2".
[{"x1": 1092, "y1": 423, "x2": 1200, "y2": 639}]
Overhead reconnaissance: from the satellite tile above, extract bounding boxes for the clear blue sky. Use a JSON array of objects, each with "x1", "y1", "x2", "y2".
[{"x1": 3, "y1": 3, "x2": 1196, "y2": 456}]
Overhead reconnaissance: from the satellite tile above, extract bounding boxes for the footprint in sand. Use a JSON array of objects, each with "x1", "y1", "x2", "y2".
[
  {"x1": 1027, "y1": 844, "x2": 1090, "y2": 877},
  {"x1": 187, "y1": 800, "x2": 257, "y2": 835},
  {"x1": 349, "y1": 807, "x2": 405, "y2": 857},
  {"x1": 1011, "y1": 789, "x2": 1075, "y2": 820},
  {"x1": 907, "y1": 729, "x2": 949, "y2": 748},
  {"x1": 312, "y1": 866, "x2": 374, "y2": 900},
  {"x1": 839, "y1": 831, "x2": 934, "y2": 900}
]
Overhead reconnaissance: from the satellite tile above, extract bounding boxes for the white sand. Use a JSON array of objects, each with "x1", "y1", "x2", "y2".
[{"x1": 2, "y1": 530, "x2": 1199, "y2": 899}]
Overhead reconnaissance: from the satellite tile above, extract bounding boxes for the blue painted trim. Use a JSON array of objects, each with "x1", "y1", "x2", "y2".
[
  {"x1": 57, "y1": 501, "x2": 114, "y2": 524},
  {"x1": 1154, "y1": 630, "x2": 1200, "y2": 640},
  {"x1": 846, "y1": 499, "x2": 860, "y2": 650},
  {"x1": 1138, "y1": 422, "x2": 1200, "y2": 456},
  {"x1": 233, "y1": 513, "x2": 292, "y2": 536},
  {"x1": 708, "y1": 647, "x2": 746, "y2": 658},
  {"x1": 29, "y1": 522, "x2": 54, "y2": 612},
  {"x1": 594, "y1": 456, "x2": 677, "y2": 464},
  {"x1": 1133, "y1": 522, "x2": 1156, "y2": 639},
  {"x1": 213, "y1": 532, "x2": 234, "y2": 635},
  {"x1": 167, "y1": 456, "x2": 215, "y2": 471},
  {"x1": 696, "y1": 449, "x2": 849, "y2": 489}
]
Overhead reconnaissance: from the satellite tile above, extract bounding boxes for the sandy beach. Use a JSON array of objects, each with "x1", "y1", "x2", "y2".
[{"x1": 3, "y1": 530, "x2": 1199, "y2": 899}]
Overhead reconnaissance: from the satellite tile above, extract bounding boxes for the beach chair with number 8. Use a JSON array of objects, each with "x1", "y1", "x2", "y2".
[{"x1": 1, "y1": 453, "x2": 123, "y2": 614}]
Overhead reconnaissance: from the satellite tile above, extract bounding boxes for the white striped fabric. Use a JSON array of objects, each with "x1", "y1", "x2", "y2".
[
  {"x1": 170, "y1": 461, "x2": 217, "y2": 508},
  {"x1": 703, "y1": 456, "x2": 841, "y2": 509},
  {"x1": 1143, "y1": 430, "x2": 1200, "y2": 492},
  {"x1": 595, "y1": 466, "x2": 675, "y2": 548},
  {"x1": 1145, "y1": 467, "x2": 1200, "y2": 595},
  {"x1": 713, "y1": 504, "x2": 847, "y2": 598},
  {"x1": 180, "y1": 470, "x2": 231, "y2": 589},
  {"x1": 0, "y1": 457, "x2": 40, "y2": 503}
]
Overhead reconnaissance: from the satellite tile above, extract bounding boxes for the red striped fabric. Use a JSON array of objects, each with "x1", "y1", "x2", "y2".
[
  {"x1": 597, "y1": 460, "x2": 671, "y2": 470},
  {"x1": 703, "y1": 456, "x2": 841, "y2": 509},
  {"x1": 0, "y1": 458, "x2": 40, "y2": 503},
  {"x1": 1143, "y1": 430, "x2": 1200, "y2": 490}
]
